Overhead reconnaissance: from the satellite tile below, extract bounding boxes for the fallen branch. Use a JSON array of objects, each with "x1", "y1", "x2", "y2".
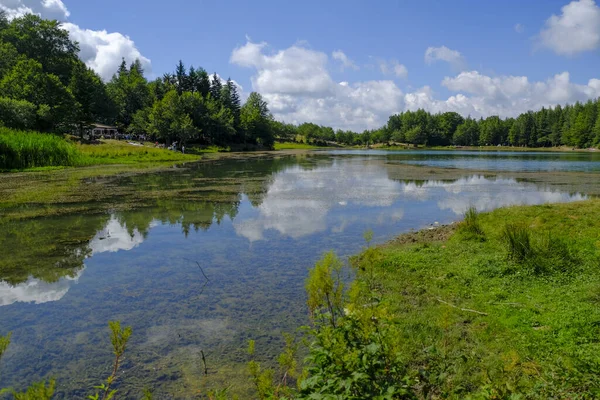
[{"x1": 436, "y1": 298, "x2": 488, "y2": 316}]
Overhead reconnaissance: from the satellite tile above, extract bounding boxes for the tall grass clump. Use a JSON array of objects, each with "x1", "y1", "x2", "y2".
[
  {"x1": 458, "y1": 206, "x2": 485, "y2": 240},
  {"x1": 502, "y1": 223, "x2": 533, "y2": 263},
  {"x1": 0, "y1": 128, "x2": 81, "y2": 169}
]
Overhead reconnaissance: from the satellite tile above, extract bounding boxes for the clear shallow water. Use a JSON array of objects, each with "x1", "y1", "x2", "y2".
[
  {"x1": 326, "y1": 149, "x2": 600, "y2": 172},
  {"x1": 0, "y1": 152, "x2": 595, "y2": 398}
]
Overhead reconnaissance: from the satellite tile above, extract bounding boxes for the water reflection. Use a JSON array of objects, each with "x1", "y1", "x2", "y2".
[
  {"x1": 89, "y1": 216, "x2": 147, "y2": 254},
  {"x1": 0, "y1": 270, "x2": 84, "y2": 306}
]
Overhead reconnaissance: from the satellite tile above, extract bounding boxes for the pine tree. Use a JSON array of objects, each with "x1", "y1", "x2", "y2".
[
  {"x1": 210, "y1": 73, "x2": 222, "y2": 102},
  {"x1": 188, "y1": 66, "x2": 198, "y2": 93},
  {"x1": 195, "y1": 68, "x2": 210, "y2": 97},
  {"x1": 175, "y1": 60, "x2": 187, "y2": 94},
  {"x1": 593, "y1": 110, "x2": 600, "y2": 148}
]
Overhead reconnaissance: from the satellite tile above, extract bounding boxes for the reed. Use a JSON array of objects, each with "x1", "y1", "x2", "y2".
[{"x1": 0, "y1": 128, "x2": 80, "y2": 170}]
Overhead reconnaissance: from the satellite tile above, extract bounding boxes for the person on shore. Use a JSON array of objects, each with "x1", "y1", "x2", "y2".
[{"x1": 182, "y1": 146, "x2": 185, "y2": 154}]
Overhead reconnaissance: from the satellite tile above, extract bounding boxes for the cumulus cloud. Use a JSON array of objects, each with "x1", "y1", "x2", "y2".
[
  {"x1": 231, "y1": 38, "x2": 600, "y2": 130},
  {"x1": 539, "y1": 0, "x2": 600, "y2": 55},
  {"x1": 0, "y1": 0, "x2": 69, "y2": 20},
  {"x1": 424, "y1": 45, "x2": 467, "y2": 70},
  {"x1": 231, "y1": 39, "x2": 406, "y2": 130},
  {"x1": 332, "y1": 50, "x2": 359, "y2": 71},
  {"x1": 63, "y1": 23, "x2": 151, "y2": 81},
  {"x1": 378, "y1": 59, "x2": 408, "y2": 78},
  {"x1": 231, "y1": 40, "x2": 334, "y2": 96},
  {"x1": 0, "y1": 0, "x2": 151, "y2": 81},
  {"x1": 438, "y1": 70, "x2": 600, "y2": 117}
]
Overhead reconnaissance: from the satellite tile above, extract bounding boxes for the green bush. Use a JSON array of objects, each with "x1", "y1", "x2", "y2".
[
  {"x1": 0, "y1": 97, "x2": 37, "y2": 130},
  {"x1": 0, "y1": 127, "x2": 81, "y2": 169}
]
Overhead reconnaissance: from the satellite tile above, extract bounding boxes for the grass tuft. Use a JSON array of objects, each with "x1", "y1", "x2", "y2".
[
  {"x1": 458, "y1": 206, "x2": 486, "y2": 240},
  {"x1": 502, "y1": 223, "x2": 533, "y2": 262}
]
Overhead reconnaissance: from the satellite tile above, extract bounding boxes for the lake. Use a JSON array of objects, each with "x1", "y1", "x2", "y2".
[{"x1": 0, "y1": 150, "x2": 597, "y2": 398}]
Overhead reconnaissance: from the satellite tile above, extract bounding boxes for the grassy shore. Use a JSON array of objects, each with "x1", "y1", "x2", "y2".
[
  {"x1": 76, "y1": 139, "x2": 201, "y2": 165},
  {"x1": 353, "y1": 199, "x2": 600, "y2": 398},
  {"x1": 274, "y1": 142, "x2": 329, "y2": 150}
]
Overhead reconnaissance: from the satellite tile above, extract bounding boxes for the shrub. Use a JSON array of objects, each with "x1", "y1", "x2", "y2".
[{"x1": 0, "y1": 97, "x2": 36, "y2": 130}]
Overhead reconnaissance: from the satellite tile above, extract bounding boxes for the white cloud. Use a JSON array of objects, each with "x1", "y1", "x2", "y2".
[
  {"x1": 515, "y1": 23, "x2": 525, "y2": 33},
  {"x1": 62, "y1": 23, "x2": 151, "y2": 81},
  {"x1": 378, "y1": 59, "x2": 408, "y2": 78},
  {"x1": 425, "y1": 45, "x2": 467, "y2": 70},
  {"x1": 231, "y1": 39, "x2": 404, "y2": 130},
  {"x1": 231, "y1": 40, "x2": 334, "y2": 96},
  {"x1": 0, "y1": 0, "x2": 69, "y2": 20},
  {"x1": 539, "y1": 0, "x2": 600, "y2": 55},
  {"x1": 332, "y1": 50, "x2": 359, "y2": 71},
  {"x1": 439, "y1": 70, "x2": 600, "y2": 117},
  {"x1": 0, "y1": 0, "x2": 151, "y2": 81},
  {"x1": 231, "y1": 39, "x2": 600, "y2": 131}
]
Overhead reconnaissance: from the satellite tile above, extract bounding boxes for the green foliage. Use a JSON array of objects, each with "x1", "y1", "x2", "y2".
[
  {"x1": 88, "y1": 321, "x2": 132, "y2": 400},
  {"x1": 0, "y1": 128, "x2": 80, "y2": 169},
  {"x1": 109, "y1": 320, "x2": 132, "y2": 358},
  {"x1": 299, "y1": 315, "x2": 415, "y2": 399},
  {"x1": 11, "y1": 380, "x2": 55, "y2": 400},
  {"x1": 458, "y1": 206, "x2": 485, "y2": 240},
  {"x1": 0, "y1": 97, "x2": 36, "y2": 130},
  {"x1": 305, "y1": 251, "x2": 344, "y2": 328},
  {"x1": 241, "y1": 92, "x2": 275, "y2": 149},
  {"x1": 247, "y1": 340, "x2": 276, "y2": 400}
]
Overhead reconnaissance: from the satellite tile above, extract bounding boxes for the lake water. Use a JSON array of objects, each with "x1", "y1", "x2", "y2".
[
  {"x1": 327, "y1": 149, "x2": 600, "y2": 172},
  {"x1": 0, "y1": 150, "x2": 596, "y2": 398}
]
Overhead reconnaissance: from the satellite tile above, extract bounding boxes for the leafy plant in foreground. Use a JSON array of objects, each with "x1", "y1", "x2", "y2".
[{"x1": 88, "y1": 321, "x2": 133, "y2": 400}]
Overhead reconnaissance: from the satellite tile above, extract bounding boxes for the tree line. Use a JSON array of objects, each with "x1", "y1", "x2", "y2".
[
  {"x1": 375, "y1": 101, "x2": 600, "y2": 148},
  {"x1": 1, "y1": 12, "x2": 599, "y2": 149}
]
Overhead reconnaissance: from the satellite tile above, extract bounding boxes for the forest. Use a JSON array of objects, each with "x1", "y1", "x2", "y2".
[{"x1": 1, "y1": 11, "x2": 600, "y2": 150}]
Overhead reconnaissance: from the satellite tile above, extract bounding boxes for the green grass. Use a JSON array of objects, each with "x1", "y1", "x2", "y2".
[
  {"x1": 77, "y1": 140, "x2": 200, "y2": 164},
  {"x1": 0, "y1": 128, "x2": 81, "y2": 169},
  {"x1": 274, "y1": 142, "x2": 326, "y2": 150},
  {"x1": 356, "y1": 200, "x2": 600, "y2": 398},
  {"x1": 458, "y1": 206, "x2": 485, "y2": 240},
  {"x1": 0, "y1": 129, "x2": 202, "y2": 171}
]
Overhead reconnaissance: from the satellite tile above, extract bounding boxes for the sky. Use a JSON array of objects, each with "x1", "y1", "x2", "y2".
[{"x1": 1, "y1": 0, "x2": 600, "y2": 131}]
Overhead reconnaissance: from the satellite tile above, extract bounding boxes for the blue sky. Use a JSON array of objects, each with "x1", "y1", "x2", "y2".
[{"x1": 2, "y1": 0, "x2": 600, "y2": 130}]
